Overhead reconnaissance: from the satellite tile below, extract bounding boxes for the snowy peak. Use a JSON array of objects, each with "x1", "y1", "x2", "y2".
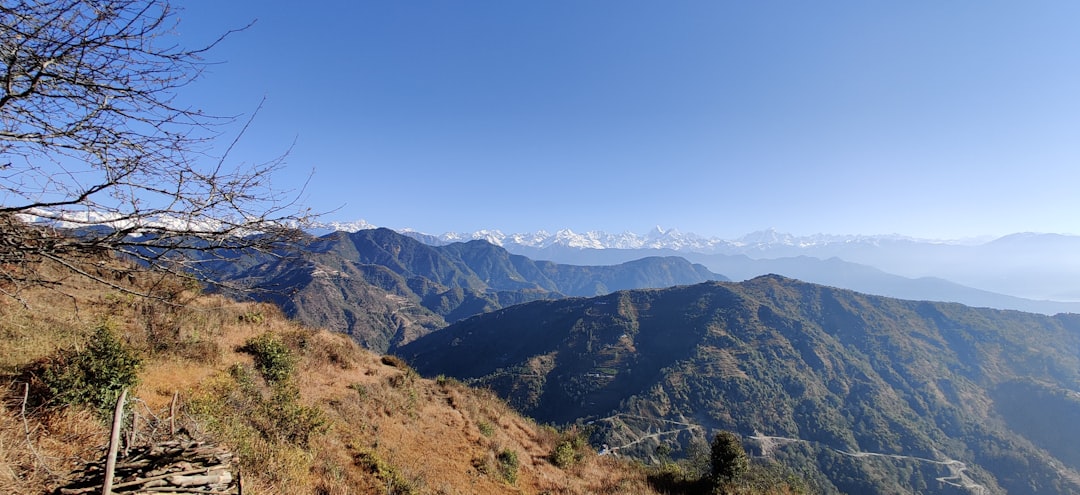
[
  {"x1": 737, "y1": 228, "x2": 796, "y2": 246},
  {"x1": 319, "y1": 219, "x2": 378, "y2": 232},
  {"x1": 316, "y1": 220, "x2": 1010, "y2": 254}
]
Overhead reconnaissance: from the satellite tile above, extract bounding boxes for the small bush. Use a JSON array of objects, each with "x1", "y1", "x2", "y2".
[
  {"x1": 241, "y1": 333, "x2": 296, "y2": 383},
  {"x1": 551, "y1": 440, "x2": 577, "y2": 468},
  {"x1": 478, "y1": 421, "x2": 495, "y2": 437},
  {"x1": 549, "y1": 427, "x2": 589, "y2": 468},
  {"x1": 496, "y1": 448, "x2": 519, "y2": 485},
  {"x1": 388, "y1": 370, "x2": 417, "y2": 389},
  {"x1": 42, "y1": 323, "x2": 141, "y2": 416},
  {"x1": 354, "y1": 449, "x2": 417, "y2": 495},
  {"x1": 348, "y1": 382, "x2": 368, "y2": 400},
  {"x1": 238, "y1": 311, "x2": 265, "y2": 324},
  {"x1": 647, "y1": 460, "x2": 710, "y2": 494},
  {"x1": 264, "y1": 384, "x2": 329, "y2": 447},
  {"x1": 193, "y1": 364, "x2": 328, "y2": 449},
  {"x1": 380, "y1": 354, "x2": 408, "y2": 369}
]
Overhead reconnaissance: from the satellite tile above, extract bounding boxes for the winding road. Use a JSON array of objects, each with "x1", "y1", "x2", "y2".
[
  {"x1": 593, "y1": 414, "x2": 702, "y2": 455},
  {"x1": 750, "y1": 432, "x2": 985, "y2": 495},
  {"x1": 593, "y1": 416, "x2": 988, "y2": 494}
]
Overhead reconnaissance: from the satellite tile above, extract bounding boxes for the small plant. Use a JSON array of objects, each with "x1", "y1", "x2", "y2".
[
  {"x1": 42, "y1": 323, "x2": 141, "y2": 416},
  {"x1": 354, "y1": 449, "x2": 417, "y2": 495},
  {"x1": 478, "y1": 421, "x2": 495, "y2": 437},
  {"x1": 238, "y1": 311, "x2": 265, "y2": 324},
  {"x1": 549, "y1": 427, "x2": 588, "y2": 468},
  {"x1": 551, "y1": 440, "x2": 577, "y2": 468},
  {"x1": 348, "y1": 382, "x2": 368, "y2": 400},
  {"x1": 496, "y1": 448, "x2": 519, "y2": 484},
  {"x1": 195, "y1": 363, "x2": 328, "y2": 449},
  {"x1": 264, "y1": 384, "x2": 329, "y2": 447},
  {"x1": 388, "y1": 370, "x2": 417, "y2": 389},
  {"x1": 242, "y1": 332, "x2": 296, "y2": 383}
]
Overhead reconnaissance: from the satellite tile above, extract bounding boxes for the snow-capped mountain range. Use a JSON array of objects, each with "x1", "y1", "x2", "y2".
[
  {"x1": 317, "y1": 221, "x2": 957, "y2": 253},
  {"x1": 317, "y1": 220, "x2": 1080, "y2": 305}
]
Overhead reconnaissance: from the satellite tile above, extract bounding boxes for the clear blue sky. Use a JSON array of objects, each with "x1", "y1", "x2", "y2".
[{"x1": 174, "y1": 1, "x2": 1080, "y2": 239}]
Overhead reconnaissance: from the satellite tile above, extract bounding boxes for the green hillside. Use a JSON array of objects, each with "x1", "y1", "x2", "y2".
[{"x1": 400, "y1": 275, "x2": 1080, "y2": 494}]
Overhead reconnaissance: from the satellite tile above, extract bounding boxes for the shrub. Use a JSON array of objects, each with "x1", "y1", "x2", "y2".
[
  {"x1": 550, "y1": 427, "x2": 588, "y2": 468},
  {"x1": 548, "y1": 425, "x2": 591, "y2": 466},
  {"x1": 238, "y1": 311, "x2": 265, "y2": 324},
  {"x1": 263, "y1": 383, "x2": 329, "y2": 447},
  {"x1": 497, "y1": 448, "x2": 519, "y2": 484},
  {"x1": 387, "y1": 370, "x2": 417, "y2": 389},
  {"x1": 193, "y1": 363, "x2": 328, "y2": 449},
  {"x1": 348, "y1": 382, "x2": 369, "y2": 400},
  {"x1": 42, "y1": 323, "x2": 141, "y2": 416},
  {"x1": 241, "y1": 333, "x2": 295, "y2": 383},
  {"x1": 551, "y1": 440, "x2": 577, "y2": 468},
  {"x1": 354, "y1": 449, "x2": 417, "y2": 495}
]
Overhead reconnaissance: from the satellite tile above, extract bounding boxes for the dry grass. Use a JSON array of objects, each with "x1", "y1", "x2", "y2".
[{"x1": 0, "y1": 258, "x2": 664, "y2": 494}]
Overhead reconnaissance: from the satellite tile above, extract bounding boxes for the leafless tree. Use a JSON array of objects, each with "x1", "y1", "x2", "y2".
[{"x1": 0, "y1": 0, "x2": 312, "y2": 299}]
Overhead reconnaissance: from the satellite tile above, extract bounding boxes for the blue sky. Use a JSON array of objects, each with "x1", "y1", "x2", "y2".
[{"x1": 174, "y1": 1, "x2": 1080, "y2": 239}]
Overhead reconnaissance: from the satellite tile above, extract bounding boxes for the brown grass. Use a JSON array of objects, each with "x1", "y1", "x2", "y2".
[{"x1": 0, "y1": 258, "x2": 663, "y2": 494}]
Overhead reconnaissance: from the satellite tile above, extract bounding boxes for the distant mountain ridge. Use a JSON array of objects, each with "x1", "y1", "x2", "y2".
[
  {"x1": 212, "y1": 228, "x2": 727, "y2": 351},
  {"x1": 345, "y1": 224, "x2": 1078, "y2": 305},
  {"x1": 345, "y1": 223, "x2": 947, "y2": 252}
]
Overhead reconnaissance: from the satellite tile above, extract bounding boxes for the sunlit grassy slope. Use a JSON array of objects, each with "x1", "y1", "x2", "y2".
[{"x1": 0, "y1": 258, "x2": 667, "y2": 494}]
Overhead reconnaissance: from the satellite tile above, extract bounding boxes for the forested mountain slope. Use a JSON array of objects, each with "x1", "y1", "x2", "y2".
[
  {"x1": 214, "y1": 228, "x2": 726, "y2": 351},
  {"x1": 401, "y1": 275, "x2": 1080, "y2": 494}
]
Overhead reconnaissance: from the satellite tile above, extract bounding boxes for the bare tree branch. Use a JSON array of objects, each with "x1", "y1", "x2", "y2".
[{"x1": 0, "y1": 0, "x2": 314, "y2": 297}]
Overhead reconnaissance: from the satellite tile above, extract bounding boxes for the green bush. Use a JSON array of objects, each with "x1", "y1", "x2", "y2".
[
  {"x1": 263, "y1": 383, "x2": 328, "y2": 447},
  {"x1": 497, "y1": 448, "x2": 519, "y2": 484},
  {"x1": 42, "y1": 323, "x2": 141, "y2": 416},
  {"x1": 238, "y1": 311, "x2": 265, "y2": 324},
  {"x1": 233, "y1": 334, "x2": 326, "y2": 446},
  {"x1": 435, "y1": 374, "x2": 459, "y2": 387},
  {"x1": 550, "y1": 427, "x2": 588, "y2": 468},
  {"x1": 348, "y1": 382, "x2": 368, "y2": 400},
  {"x1": 354, "y1": 449, "x2": 416, "y2": 495},
  {"x1": 242, "y1": 332, "x2": 295, "y2": 383},
  {"x1": 195, "y1": 363, "x2": 327, "y2": 448},
  {"x1": 551, "y1": 440, "x2": 577, "y2": 468}
]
